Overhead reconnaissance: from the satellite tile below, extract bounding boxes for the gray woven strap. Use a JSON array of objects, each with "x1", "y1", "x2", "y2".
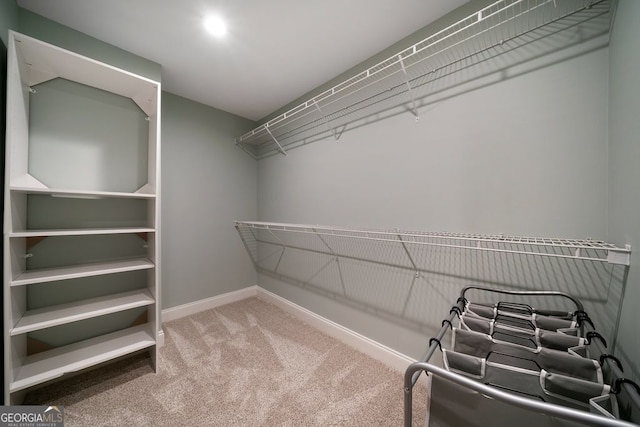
[
  {"x1": 443, "y1": 349, "x2": 610, "y2": 409},
  {"x1": 452, "y1": 328, "x2": 602, "y2": 383},
  {"x1": 460, "y1": 313, "x2": 585, "y2": 351}
]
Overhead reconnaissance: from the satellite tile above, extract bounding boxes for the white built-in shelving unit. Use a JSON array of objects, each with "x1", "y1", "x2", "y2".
[
  {"x1": 235, "y1": 0, "x2": 616, "y2": 159},
  {"x1": 3, "y1": 31, "x2": 161, "y2": 403}
]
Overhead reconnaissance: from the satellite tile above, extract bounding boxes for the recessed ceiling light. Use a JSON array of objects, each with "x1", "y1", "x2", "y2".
[{"x1": 204, "y1": 14, "x2": 227, "y2": 38}]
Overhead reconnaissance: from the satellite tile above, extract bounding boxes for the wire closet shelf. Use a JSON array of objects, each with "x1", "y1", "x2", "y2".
[
  {"x1": 235, "y1": 0, "x2": 615, "y2": 159},
  {"x1": 234, "y1": 221, "x2": 631, "y2": 266}
]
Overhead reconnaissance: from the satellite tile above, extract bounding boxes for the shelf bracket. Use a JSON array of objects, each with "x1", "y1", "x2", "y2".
[
  {"x1": 398, "y1": 233, "x2": 420, "y2": 273},
  {"x1": 398, "y1": 56, "x2": 419, "y2": 121},
  {"x1": 606, "y1": 245, "x2": 632, "y2": 266},
  {"x1": 265, "y1": 126, "x2": 287, "y2": 157},
  {"x1": 313, "y1": 101, "x2": 340, "y2": 142}
]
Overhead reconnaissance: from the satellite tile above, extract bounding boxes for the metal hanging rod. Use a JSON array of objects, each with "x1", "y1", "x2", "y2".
[
  {"x1": 235, "y1": 0, "x2": 614, "y2": 159},
  {"x1": 235, "y1": 221, "x2": 631, "y2": 265}
]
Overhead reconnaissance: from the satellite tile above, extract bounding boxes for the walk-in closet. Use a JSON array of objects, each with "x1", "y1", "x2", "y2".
[{"x1": 2, "y1": 0, "x2": 639, "y2": 425}]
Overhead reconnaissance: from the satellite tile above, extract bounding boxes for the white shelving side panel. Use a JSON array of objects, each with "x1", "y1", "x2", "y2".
[
  {"x1": 10, "y1": 324, "x2": 155, "y2": 393},
  {"x1": 10, "y1": 186, "x2": 156, "y2": 199},
  {"x1": 11, "y1": 289, "x2": 155, "y2": 335},
  {"x1": 13, "y1": 31, "x2": 159, "y2": 116},
  {"x1": 10, "y1": 228, "x2": 156, "y2": 238},
  {"x1": 11, "y1": 258, "x2": 155, "y2": 287}
]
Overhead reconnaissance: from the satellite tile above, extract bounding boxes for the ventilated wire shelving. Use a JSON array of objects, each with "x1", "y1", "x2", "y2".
[
  {"x1": 235, "y1": 221, "x2": 631, "y2": 267},
  {"x1": 235, "y1": 0, "x2": 616, "y2": 159},
  {"x1": 235, "y1": 221, "x2": 631, "y2": 342}
]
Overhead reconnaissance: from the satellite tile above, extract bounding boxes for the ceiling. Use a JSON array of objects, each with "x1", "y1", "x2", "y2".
[{"x1": 17, "y1": 0, "x2": 469, "y2": 122}]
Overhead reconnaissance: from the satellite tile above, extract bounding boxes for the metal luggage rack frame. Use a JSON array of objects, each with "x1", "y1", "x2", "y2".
[{"x1": 404, "y1": 286, "x2": 640, "y2": 427}]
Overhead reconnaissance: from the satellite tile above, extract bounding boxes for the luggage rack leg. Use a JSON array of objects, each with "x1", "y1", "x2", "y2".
[{"x1": 404, "y1": 362, "x2": 638, "y2": 427}]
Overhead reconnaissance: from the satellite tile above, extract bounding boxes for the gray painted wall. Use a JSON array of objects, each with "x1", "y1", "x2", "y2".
[
  {"x1": 161, "y1": 92, "x2": 257, "y2": 309},
  {"x1": 17, "y1": 8, "x2": 160, "y2": 82},
  {"x1": 28, "y1": 78, "x2": 148, "y2": 192},
  {"x1": 258, "y1": 45, "x2": 609, "y2": 235},
  {"x1": 257, "y1": 37, "x2": 613, "y2": 358},
  {"x1": 609, "y1": 0, "x2": 640, "y2": 383},
  {"x1": 0, "y1": 0, "x2": 18, "y2": 45}
]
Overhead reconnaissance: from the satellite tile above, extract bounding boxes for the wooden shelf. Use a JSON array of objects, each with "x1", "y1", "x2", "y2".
[
  {"x1": 11, "y1": 258, "x2": 155, "y2": 287},
  {"x1": 11, "y1": 290, "x2": 155, "y2": 335},
  {"x1": 10, "y1": 325, "x2": 155, "y2": 393},
  {"x1": 10, "y1": 185, "x2": 156, "y2": 199},
  {"x1": 10, "y1": 228, "x2": 156, "y2": 238}
]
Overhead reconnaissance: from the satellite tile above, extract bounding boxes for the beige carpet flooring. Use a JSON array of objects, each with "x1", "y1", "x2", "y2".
[{"x1": 24, "y1": 297, "x2": 428, "y2": 426}]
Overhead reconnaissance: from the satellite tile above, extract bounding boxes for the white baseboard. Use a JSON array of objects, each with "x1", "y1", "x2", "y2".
[
  {"x1": 161, "y1": 285, "x2": 258, "y2": 323},
  {"x1": 158, "y1": 285, "x2": 423, "y2": 382},
  {"x1": 256, "y1": 287, "x2": 419, "y2": 376}
]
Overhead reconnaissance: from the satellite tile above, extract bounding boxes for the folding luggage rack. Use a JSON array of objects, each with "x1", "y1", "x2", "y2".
[{"x1": 404, "y1": 286, "x2": 640, "y2": 426}]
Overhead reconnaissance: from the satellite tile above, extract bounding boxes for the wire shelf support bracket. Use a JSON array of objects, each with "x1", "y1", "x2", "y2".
[
  {"x1": 398, "y1": 56, "x2": 420, "y2": 121},
  {"x1": 265, "y1": 126, "x2": 287, "y2": 157},
  {"x1": 312, "y1": 101, "x2": 340, "y2": 142}
]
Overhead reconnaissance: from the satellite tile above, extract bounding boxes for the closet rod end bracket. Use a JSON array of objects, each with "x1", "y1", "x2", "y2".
[{"x1": 606, "y1": 246, "x2": 631, "y2": 265}]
